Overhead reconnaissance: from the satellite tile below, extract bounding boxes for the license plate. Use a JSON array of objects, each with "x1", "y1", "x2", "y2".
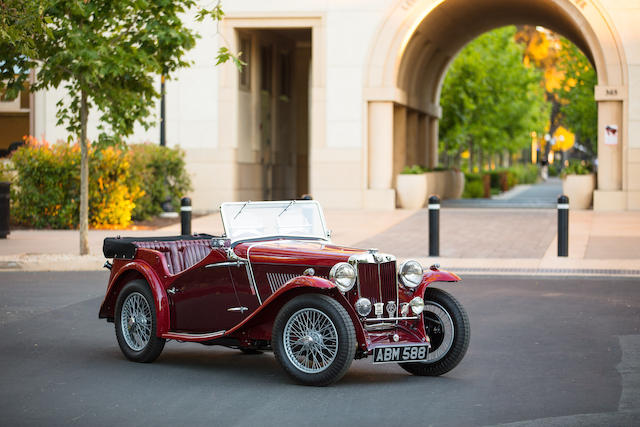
[{"x1": 372, "y1": 345, "x2": 429, "y2": 364}]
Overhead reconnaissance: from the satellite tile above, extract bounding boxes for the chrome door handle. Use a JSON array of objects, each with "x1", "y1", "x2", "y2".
[
  {"x1": 167, "y1": 287, "x2": 178, "y2": 295},
  {"x1": 227, "y1": 307, "x2": 248, "y2": 313}
]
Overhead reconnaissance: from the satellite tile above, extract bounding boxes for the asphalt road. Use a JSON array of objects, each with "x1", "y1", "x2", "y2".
[{"x1": 1, "y1": 271, "x2": 639, "y2": 427}]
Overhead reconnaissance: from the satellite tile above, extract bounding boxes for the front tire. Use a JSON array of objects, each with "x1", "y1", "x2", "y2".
[
  {"x1": 114, "y1": 280, "x2": 165, "y2": 363},
  {"x1": 400, "y1": 287, "x2": 469, "y2": 376},
  {"x1": 273, "y1": 294, "x2": 356, "y2": 386}
]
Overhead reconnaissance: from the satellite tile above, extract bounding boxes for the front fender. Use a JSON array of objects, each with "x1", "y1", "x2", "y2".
[
  {"x1": 414, "y1": 268, "x2": 461, "y2": 299},
  {"x1": 226, "y1": 276, "x2": 367, "y2": 349}
]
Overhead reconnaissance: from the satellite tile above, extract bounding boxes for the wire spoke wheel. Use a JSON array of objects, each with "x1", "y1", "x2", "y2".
[
  {"x1": 423, "y1": 301, "x2": 455, "y2": 363},
  {"x1": 273, "y1": 294, "x2": 356, "y2": 386},
  {"x1": 121, "y1": 292, "x2": 152, "y2": 351},
  {"x1": 283, "y1": 308, "x2": 338, "y2": 373},
  {"x1": 114, "y1": 280, "x2": 165, "y2": 363},
  {"x1": 399, "y1": 288, "x2": 469, "y2": 377}
]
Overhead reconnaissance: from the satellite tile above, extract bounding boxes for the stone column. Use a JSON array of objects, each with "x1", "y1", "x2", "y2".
[
  {"x1": 365, "y1": 101, "x2": 396, "y2": 209},
  {"x1": 427, "y1": 116, "x2": 439, "y2": 169},
  {"x1": 418, "y1": 114, "x2": 428, "y2": 166},
  {"x1": 406, "y1": 110, "x2": 419, "y2": 167},
  {"x1": 393, "y1": 105, "x2": 407, "y2": 187},
  {"x1": 593, "y1": 100, "x2": 625, "y2": 210}
]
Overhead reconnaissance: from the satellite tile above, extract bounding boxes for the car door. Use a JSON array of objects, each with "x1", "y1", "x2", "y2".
[{"x1": 168, "y1": 250, "x2": 243, "y2": 333}]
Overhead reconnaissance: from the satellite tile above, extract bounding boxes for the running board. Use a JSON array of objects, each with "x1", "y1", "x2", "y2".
[{"x1": 162, "y1": 330, "x2": 226, "y2": 342}]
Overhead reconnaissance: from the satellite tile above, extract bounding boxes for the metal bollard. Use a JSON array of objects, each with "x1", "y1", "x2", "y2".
[
  {"x1": 428, "y1": 195, "x2": 440, "y2": 257},
  {"x1": 181, "y1": 197, "x2": 192, "y2": 236},
  {"x1": 557, "y1": 195, "x2": 569, "y2": 257},
  {"x1": 0, "y1": 182, "x2": 9, "y2": 239}
]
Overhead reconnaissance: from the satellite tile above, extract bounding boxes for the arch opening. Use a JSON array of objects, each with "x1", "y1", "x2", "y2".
[{"x1": 363, "y1": 0, "x2": 627, "y2": 210}]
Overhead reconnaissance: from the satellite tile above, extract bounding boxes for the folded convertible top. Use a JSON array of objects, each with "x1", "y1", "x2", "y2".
[{"x1": 103, "y1": 234, "x2": 216, "y2": 259}]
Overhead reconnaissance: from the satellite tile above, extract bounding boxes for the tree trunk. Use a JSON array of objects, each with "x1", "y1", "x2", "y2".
[
  {"x1": 468, "y1": 140, "x2": 474, "y2": 173},
  {"x1": 79, "y1": 90, "x2": 89, "y2": 255}
]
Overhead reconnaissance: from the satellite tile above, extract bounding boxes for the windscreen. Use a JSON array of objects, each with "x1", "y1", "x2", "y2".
[{"x1": 220, "y1": 201, "x2": 328, "y2": 242}]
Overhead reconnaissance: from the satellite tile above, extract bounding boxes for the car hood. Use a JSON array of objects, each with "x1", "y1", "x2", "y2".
[{"x1": 233, "y1": 239, "x2": 369, "y2": 266}]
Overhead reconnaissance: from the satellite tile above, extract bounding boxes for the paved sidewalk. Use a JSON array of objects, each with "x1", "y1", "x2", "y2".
[
  {"x1": 1, "y1": 207, "x2": 639, "y2": 276},
  {"x1": 443, "y1": 177, "x2": 562, "y2": 208}
]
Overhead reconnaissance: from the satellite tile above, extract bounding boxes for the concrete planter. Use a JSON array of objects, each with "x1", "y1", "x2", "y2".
[
  {"x1": 562, "y1": 174, "x2": 595, "y2": 209},
  {"x1": 396, "y1": 174, "x2": 428, "y2": 209},
  {"x1": 426, "y1": 171, "x2": 446, "y2": 198},
  {"x1": 444, "y1": 170, "x2": 465, "y2": 199}
]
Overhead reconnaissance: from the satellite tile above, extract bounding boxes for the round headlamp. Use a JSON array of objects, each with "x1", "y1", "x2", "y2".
[
  {"x1": 355, "y1": 298, "x2": 372, "y2": 317},
  {"x1": 399, "y1": 260, "x2": 423, "y2": 289},
  {"x1": 409, "y1": 296, "x2": 425, "y2": 315},
  {"x1": 329, "y1": 262, "x2": 357, "y2": 292}
]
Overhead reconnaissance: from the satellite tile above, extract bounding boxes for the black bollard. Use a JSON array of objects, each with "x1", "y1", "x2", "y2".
[
  {"x1": 181, "y1": 197, "x2": 192, "y2": 236},
  {"x1": 0, "y1": 182, "x2": 9, "y2": 239},
  {"x1": 557, "y1": 195, "x2": 569, "y2": 257},
  {"x1": 428, "y1": 195, "x2": 440, "y2": 257}
]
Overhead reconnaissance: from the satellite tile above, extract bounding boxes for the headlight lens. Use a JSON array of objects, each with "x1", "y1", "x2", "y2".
[
  {"x1": 399, "y1": 260, "x2": 423, "y2": 289},
  {"x1": 410, "y1": 296, "x2": 425, "y2": 315},
  {"x1": 329, "y1": 262, "x2": 357, "y2": 292},
  {"x1": 355, "y1": 298, "x2": 372, "y2": 316}
]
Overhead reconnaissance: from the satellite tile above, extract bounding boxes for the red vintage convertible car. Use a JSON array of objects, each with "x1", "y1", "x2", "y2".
[{"x1": 100, "y1": 200, "x2": 469, "y2": 386}]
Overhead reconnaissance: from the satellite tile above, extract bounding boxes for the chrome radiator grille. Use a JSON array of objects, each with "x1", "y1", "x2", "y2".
[{"x1": 357, "y1": 261, "x2": 397, "y2": 305}]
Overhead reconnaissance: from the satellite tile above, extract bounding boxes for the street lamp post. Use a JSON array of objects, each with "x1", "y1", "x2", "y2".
[{"x1": 159, "y1": 74, "x2": 177, "y2": 217}]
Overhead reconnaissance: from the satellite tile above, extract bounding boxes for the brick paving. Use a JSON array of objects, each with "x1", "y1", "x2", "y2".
[{"x1": 355, "y1": 208, "x2": 557, "y2": 258}]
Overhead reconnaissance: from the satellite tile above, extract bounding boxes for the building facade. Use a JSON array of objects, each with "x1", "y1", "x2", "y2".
[{"x1": 9, "y1": 0, "x2": 640, "y2": 212}]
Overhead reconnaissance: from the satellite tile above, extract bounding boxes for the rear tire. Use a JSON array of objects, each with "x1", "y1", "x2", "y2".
[
  {"x1": 399, "y1": 287, "x2": 469, "y2": 376},
  {"x1": 114, "y1": 280, "x2": 165, "y2": 363},
  {"x1": 273, "y1": 294, "x2": 356, "y2": 386}
]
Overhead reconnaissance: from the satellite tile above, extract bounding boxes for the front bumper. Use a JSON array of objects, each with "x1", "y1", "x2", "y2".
[{"x1": 358, "y1": 315, "x2": 430, "y2": 357}]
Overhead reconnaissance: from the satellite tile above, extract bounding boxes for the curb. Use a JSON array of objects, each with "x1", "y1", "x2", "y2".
[{"x1": 0, "y1": 255, "x2": 105, "y2": 272}]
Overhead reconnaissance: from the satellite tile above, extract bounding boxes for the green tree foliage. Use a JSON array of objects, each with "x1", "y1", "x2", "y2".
[
  {"x1": 439, "y1": 26, "x2": 549, "y2": 171},
  {"x1": 0, "y1": 0, "x2": 48, "y2": 99},
  {"x1": 554, "y1": 39, "x2": 597, "y2": 157},
  {"x1": 1, "y1": 0, "x2": 236, "y2": 254},
  {"x1": 516, "y1": 26, "x2": 597, "y2": 159}
]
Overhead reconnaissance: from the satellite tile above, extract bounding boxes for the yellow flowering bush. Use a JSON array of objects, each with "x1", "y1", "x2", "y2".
[{"x1": 9, "y1": 137, "x2": 141, "y2": 229}]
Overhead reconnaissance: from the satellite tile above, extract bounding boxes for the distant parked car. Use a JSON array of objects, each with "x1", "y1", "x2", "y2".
[{"x1": 100, "y1": 200, "x2": 469, "y2": 385}]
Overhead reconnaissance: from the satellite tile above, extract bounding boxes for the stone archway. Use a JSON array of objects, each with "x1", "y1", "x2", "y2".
[{"x1": 362, "y1": 0, "x2": 628, "y2": 210}]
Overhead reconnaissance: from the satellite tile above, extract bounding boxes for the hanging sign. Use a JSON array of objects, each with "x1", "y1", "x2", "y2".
[{"x1": 605, "y1": 125, "x2": 618, "y2": 145}]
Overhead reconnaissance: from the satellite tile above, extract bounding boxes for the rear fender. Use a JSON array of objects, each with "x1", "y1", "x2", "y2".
[
  {"x1": 98, "y1": 251, "x2": 171, "y2": 335},
  {"x1": 415, "y1": 268, "x2": 461, "y2": 299},
  {"x1": 227, "y1": 276, "x2": 367, "y2": 349}
]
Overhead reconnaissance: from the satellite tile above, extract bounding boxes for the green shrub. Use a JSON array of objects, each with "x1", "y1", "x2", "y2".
[
  {"x1": 400, "y1": 164, "x2": 427, "y2": 174},
  {"x1": 463, "y1": 179, "x2": 484, "y2": 198},
  {"x1": 10, "y1": 138, "x2": 138, "y2": 229},
  {"x1": 463, "y1": 172, "x2": 484, "y2": 198},
  {"x1": 127, "y1": 143, "x2": 192, "y2": 220},
  {"x1": 487, "y1": 170, "x2": 501, "y2": 189},
  {"x1": 8, "y1": 139, "x2": 191, "y2": 228},
  {"x1": 561, "y1": 159, "x2": 593, "y2": 177},
  {"x1": 548, "y1": 163, "x2": 559, "y2": 177},
  {"x1": 510, "y1": 164, "x2": 539, "y2": 185}
]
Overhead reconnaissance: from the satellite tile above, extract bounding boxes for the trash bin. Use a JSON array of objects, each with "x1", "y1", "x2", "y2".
[{"x1": 0, "y1": 182, "x2": 9, "y2": 238}]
